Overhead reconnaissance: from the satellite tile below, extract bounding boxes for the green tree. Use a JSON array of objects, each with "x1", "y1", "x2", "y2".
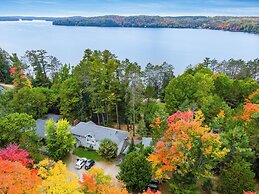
[
  {"x1": 24, "y1": 50, "x2": 62, "y2": 87},
  {"x1": 59, "y1": 77, "x2": 85, "y2": 122},
  {"x1": 73, "y1": 49, "x2": 120, "y2": 126},
  {"x1": 221, "y1": 126, "x2": 254, "y2": 161},
  {"x1": 218, "y1": 158, "x2": 256, "y2": 194},
  {"x1": 51, "y1": 64, "x2": 71, "y2": 91},
  {"x1": 0, "y1": 113, "x2": 36, "y2": 147},
  {"x1": 213, "y1": 74, "x2": 258, "y2": 108},
  {"x1": 118, "y1": 151, "x2": 152, "y2": 192},
  {"x1": 0, "y1": 48, "x2": 12, "y2": 83},
  {"x1": 11, "y1": 87, "x2": 48, "y2": 119},
  {"x1": 97, "y1": 139, "x2": 118, "y2": 160},
  {"x1": 0, "y1": 91, "x2": 13, "y2": 119},
  {"x1": 45, "y1": 119, "x2": 75, "y2": 161},
  {"x1": 165, "y1": 71, "x2": 214, "y2": 114},
  {"x1": 123, "y1": 60, "x2": 144, "y2": 134},
  {"x1": 0, "y1": 113, "x2": 40, "y2": 160},
  {"x1": 144, "y1": 62, "x2": 174, "y2": 100}
]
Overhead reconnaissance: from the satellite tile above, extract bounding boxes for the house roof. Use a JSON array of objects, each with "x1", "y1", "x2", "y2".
[
  {"x1": 36, "y1": 114, "x2": 61, "y2": 138},
  {"x1": 71, "y1": 121, "x2": 129, "y2": 145},
  {"x1": 0, "y1": 87, "x2": 6, "y2": 94},
  {"x1": 142, "y1": 137, "x2": 152, "y2": 148}
]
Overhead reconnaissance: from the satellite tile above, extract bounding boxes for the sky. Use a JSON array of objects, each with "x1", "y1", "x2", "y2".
[{"x1": 1, "y1": 0, "x2": 259, "y2": 17}]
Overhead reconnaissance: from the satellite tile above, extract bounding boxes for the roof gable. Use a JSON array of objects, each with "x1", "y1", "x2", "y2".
[{"x1": 71, "y1": 121, "x2": 129, "y2": 144}]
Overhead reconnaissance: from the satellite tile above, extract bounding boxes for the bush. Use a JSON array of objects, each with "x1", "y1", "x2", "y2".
[
  {"x1": 118, "y1": 151, "x2": 152, "y2": 192},
  {"x1": 169, "y1": 173, "x2": 199, "y2": 194},
  {"x1": 218, "y1": 158, "x2": 256, "y2": 194},
  {"x1": 202, "y1": 178, "x2": 213, "y2": 194},
  {"x1": 97, "y1": 139, "x2": 118, "y2": 160}
]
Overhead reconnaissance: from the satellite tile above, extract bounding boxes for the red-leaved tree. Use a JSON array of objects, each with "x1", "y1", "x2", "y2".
[{"x1": 0, "y1": 144, "x2": 33, "y2": 167}]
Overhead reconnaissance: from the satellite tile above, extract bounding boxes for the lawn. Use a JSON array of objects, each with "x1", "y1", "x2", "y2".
[{"x1": 73, "y1": 147, "x2": 104, "y2": 161}]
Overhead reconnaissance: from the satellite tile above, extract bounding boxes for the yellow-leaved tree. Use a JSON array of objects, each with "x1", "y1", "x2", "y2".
[{"x1": 40, "y1": 161, "x2": 82, "y2": 194}]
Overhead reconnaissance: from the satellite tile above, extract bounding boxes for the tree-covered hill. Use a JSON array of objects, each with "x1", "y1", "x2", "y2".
[{"x1": 52, "y1": 15, "x2": 259, "y2": 34}]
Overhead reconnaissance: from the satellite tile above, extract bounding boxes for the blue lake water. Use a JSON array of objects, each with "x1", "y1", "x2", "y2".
[{"x1": 0, "y1": 20, "x2": 259, "y2": 74}]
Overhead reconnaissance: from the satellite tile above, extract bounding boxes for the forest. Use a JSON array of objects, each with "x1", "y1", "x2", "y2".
[
  {"x1": 0, "y1": 48, "x2": 258, "y2": 193},
  {"x1": 52, "y1": 16, "x2": 259, "y2": 34}
]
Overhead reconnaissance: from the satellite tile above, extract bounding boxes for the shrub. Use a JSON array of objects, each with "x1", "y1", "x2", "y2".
[
  {"x1": 118, "y1": 151, "x2": 152, "y2": 192},
  {"x1": 218, "y1": 158, "x2": 256, "y2": 194},
  {"x1": 202, "y1": 178, "x2": 213, "y2": 194},
  {"x1": 97, "y1": 139, "x2": 118, "y2": 160}
]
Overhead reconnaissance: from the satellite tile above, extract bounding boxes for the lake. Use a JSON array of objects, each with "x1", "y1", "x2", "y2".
[{"x1": 0, "y1": 20, "x2": 259, "y2": 74}]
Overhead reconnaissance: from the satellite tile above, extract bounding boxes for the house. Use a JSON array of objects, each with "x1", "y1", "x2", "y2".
[
  {"x1": 36, "y1": 114, "x2": 61, "y2": 138},
  {"x1": 71, "y1": 121, "x2": 129, "y2": 156}
]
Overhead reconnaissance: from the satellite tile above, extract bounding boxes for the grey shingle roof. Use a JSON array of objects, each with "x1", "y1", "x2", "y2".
[
  {"x1": 36, "y1": 114, "x2": 61, "y2": 138},
  {"x1": 71, "y1": 121, "x2": 129, "y2": 145},
  {"x1": 142, "y1": 137, "x2": 152, "y2": 148},
  {"x1": 0, "y1": 87, "x2": 6, "y2": 94}
]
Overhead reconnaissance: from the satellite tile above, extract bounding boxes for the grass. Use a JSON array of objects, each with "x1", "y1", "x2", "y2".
[{"x1": 73, "y1": 147, "x2": 104, "y2": 161}]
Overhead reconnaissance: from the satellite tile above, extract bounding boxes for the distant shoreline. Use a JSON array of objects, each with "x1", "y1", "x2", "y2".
[{"x1": 1, "y1": 15, "x2": 259, "y2": 34}]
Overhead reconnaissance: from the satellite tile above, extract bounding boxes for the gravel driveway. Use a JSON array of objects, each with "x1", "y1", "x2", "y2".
[{"x1": 66, "y1": 154, "x2": 121, "y2": 185}]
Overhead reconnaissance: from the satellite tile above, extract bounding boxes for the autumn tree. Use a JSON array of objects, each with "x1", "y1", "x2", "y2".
[
  {"x1": 80, "y1": 167, "x2": 128, "y2": 194},
  {"x1": 45, "y1": 119, "x2": 75, "y2": 160},
  {"x1": 0, "y1": 144, "x2": 33, "y2": 167},
  {"x1": 40, "y1": 161, "x2": 81, "y2": 194},
  {"x1": 10, "y1": 54, "x2": 32, "y2": 89},
  {"x1": 148, "y1": 111, "x2": 228, "y2": 193},
  {"x1": 0, "y1": 160, "x2": 41, "y2": 194},
  {"x1": 34, "y1": 159, "x2": 56, "y2": 179}
]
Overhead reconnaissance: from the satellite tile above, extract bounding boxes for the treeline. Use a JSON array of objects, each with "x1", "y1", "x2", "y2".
[
  {"x1": 2, "y1": 15, "x2": 259, "y2": 34},
  {"x1": 0, "y1": 48, "x2": 259, "y2": 193},
  {"x1": 52, "y1": 15, "x2": 259, "y2": 34},
  {"x1": 0, "y1": 48, "x2": 174, "y2": 130}
]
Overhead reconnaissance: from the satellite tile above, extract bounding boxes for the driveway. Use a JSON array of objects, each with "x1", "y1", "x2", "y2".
[
  {"x1": 0, "y1": 83, "x2": 14, "y2": 89},
  {"x1": 66, "y1": 154, "x2": 121, "y2": 186}
]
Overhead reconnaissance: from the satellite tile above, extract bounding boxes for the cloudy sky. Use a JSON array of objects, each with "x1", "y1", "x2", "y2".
[{"x1": 1, "y1": 0, "x2": 259, "y2": 16}]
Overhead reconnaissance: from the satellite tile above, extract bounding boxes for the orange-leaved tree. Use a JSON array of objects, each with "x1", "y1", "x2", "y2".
[
  {"x1": 240, "y1": 88, "x2": 259, "y2": 122},
  {"x1": 0, "y1": 159, "x2": 41, "y2": 194},
  {"x1": 9, "y1": 55, "x2": 32, "y2": 90},
  {"x1": 148, "y1": 111, "x2": 228, "y2": 192},
  {"x1": 239, "y1": 88, "x2": 259, "y2": 158},
  {"x1": 80, "y1": 167, "x2": 128, "y2": 194}
]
